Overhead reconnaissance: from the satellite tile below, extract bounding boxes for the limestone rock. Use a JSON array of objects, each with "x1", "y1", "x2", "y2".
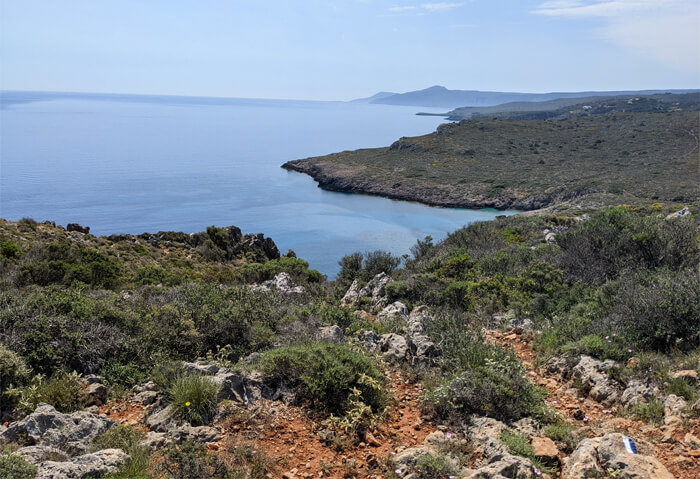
[
  {"x1": 86, "y1": 383, "x2": 108, "y2": 407},
  {"x1": 669, "y1": 370, "x2": 698, "y2": 383},
  {"x1": 340, "y1": 279, "x2": 361, "y2": 307},
  {"x1": 379, "y1": 333, "x2": 409, "y2": 362},
  {"x1": 132, "y1": 390, "x2": 159, "y2": 406},
  {"x1": 562, "y1": 437, "x2": 602, "y2": 479},
  {"x1": 251, "y1": 272, "x2": 305, "y2": 297},
  {"x1": 410, "y1": 335, "x2": 439, "y2": 359},
  {"x1": 507, "y1": 317, "x2": 535, "y2": 334},
  {"x1": 571, "y1": 355, "x2": 621, "y2": 404},
  {"x1": 36, "y1": 448, "x2": 128, "y2": 479},
  {"x1": 597, "y1": 433, "x2": 673, "y2": 479},
  {"x1": 376, "y1": 301, "x2": 408, "y2": 323},
  {"x1": 317, "y1": 325, "x2": 344, "y2": 343},
  {"x1": 407, "y1": 305, "x2": 432, "y2": 336},
  {"x1": 663, "y1": 394, "x2": 687, "y2": 425},
  {"x1": 2, "y1": 403, "x2": 117, "y2": 455},
  {"x1": 358, "y1": 272, "x2": 393, "y2": 308},
  {"x1": 666, "y1": 206, "x2": 690, "y2": 219},
  {"x1": 532, "y1": 436, "x2": 558, "y2": 461},
  {"x1": 621, "y1": 380, "x2": 655, "y2": 407},
  {"x1": 358, "y1": 330, "x2": 381, "y2": 352}
]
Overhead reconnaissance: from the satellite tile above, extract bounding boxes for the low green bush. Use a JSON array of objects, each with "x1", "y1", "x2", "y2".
[
  {"x1": 668, "y1": 378, "x2": 697, "y2": 402},
  {"x1": 0, "y1": 345, "x2": 31, "y2": 411},
  {"x1": 93, "y1": 425, "x2": 150, "y2": 479},
  {"x1": 0, "y1": 453, "x2": 37, "y2": 479},
  {"x1": 414, "y1": 452, "x2": 459, "y2": 479},
  {"x1": 167, "y1": 374, "x2": 221, "y2": 426},
  {"x1": 256, "y1": 342, "x2": 386, "y2": 414},
  {"x1": 627, "y1": 399, "x2": 665, "y2": 426},
  {"x1": 7, "y1": 371, "x2": 88, "y2": 415},
  {"x1": 500, "y1": 429, "x2": 535, "y2": 459},
  {"x1": 157, "y1": 440, "x2": 231, "y2": 479}
]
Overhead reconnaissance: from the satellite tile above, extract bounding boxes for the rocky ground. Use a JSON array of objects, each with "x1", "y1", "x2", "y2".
[{"x1": 2, "y1": 272, "x2": 698, "y2": 478}]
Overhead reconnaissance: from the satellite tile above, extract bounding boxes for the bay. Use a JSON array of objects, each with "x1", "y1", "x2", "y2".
[{"x1": 0, "y1": 91, "x2": 517, "y2": 277}]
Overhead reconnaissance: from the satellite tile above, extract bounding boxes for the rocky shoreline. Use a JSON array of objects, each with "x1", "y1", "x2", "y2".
[{"x1": 282, "y1": 159, "x2": 557, "y2": 211}]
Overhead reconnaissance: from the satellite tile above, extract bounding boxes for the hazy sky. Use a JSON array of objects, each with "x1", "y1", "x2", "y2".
[{"x1": 1, "y1": 0, "x2": 699, "y2": 100}]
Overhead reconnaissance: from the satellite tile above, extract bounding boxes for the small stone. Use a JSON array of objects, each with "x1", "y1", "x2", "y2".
[{"x1": 532, "y1": 436, "x2": 558, "y2": 461}]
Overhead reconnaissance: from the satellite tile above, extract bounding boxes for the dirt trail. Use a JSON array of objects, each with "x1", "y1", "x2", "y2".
[
  {"x1": 101, "y1": 371, "x2": 434, "y2": 479},
  {"x1": 487, "y1": 330, "x2": 700, "y2": 479}
]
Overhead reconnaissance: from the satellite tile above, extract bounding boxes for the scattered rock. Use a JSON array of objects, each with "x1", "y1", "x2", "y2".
[
  {"x1": 507, "y1": 317, "x2": 535, "y2": 334},
  {"x1": 571, "y1": 355, "x2": 621, "y2": 404},
  {"x1": 317, "y1": 325, "x2": 344, "y2": 343},
  {"x1": 340, "y1": 279, "x2": 361, "y2": 307},
  {"x1": 66, "y1": 223, "x2": 90, "y2": 234},
  {"x1": 86, "y1": 383, "x2": 108, "y2": 407},
  {"x1": 532, "y1": 436, "x2": 559, "y2": 461},
  {"x1": 669, "y1": 370, "x2": 698, "y2": 383},
  {"x1": 666, "y1": 206, "x2": 690, "y2": 219},
  {"x1": 251, "y1": 272, "x2": 305, "y2": 297},
  {"x1": 407, "y1": 305, "x2": 432, "y2": 336},
  {"x1": 358, "y1": 272, "x2": 393, "y2": 308},
  {"x1": 1, "y1": 403, "x2": 117, "y2": 455},
  {"x1": 376, "y1": 301, "x2": 408, "y2": 323},
  {"x1": 358, "y1": 330, "x2": 382, "y2": 352},
  {"x1": 562, "y1": 437, "x2": 602, "y2": 479},
  {"x1": 33, "y1": 448, "x2": 128, "y2": 479},
  {"x1": 379, "y1": 333, "x2": 409, "y2": 362},
  {"x1": 410, "y1": 335, "x2": 439, "y2": 360}
]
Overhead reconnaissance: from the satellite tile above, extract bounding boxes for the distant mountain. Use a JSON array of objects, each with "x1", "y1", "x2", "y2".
[
  {"x1": 351, "y1": 91, "x2": 397, "y2": 103},
  {"x1": 368, "y1": 85, "x2": 700, "y2": 108}
]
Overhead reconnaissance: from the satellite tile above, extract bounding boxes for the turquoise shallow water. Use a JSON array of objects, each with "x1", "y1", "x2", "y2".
[{"x1": 0, "y1": 91, "x2": 517, "y2": 277}]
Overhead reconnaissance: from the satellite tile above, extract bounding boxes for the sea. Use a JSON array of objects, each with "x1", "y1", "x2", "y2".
[{"x1": 0, "y1": 91, "x2": 517, "y2": 277}]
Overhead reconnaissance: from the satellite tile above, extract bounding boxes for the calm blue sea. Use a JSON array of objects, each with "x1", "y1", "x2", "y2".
[{"x1": 0, "y1": 91, "x2": 516, "y2": 277}]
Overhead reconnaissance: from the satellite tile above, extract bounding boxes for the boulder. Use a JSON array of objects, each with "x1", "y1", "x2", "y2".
[
  {"x1": 663, "y1": 394, "x2": 687, "y2": 426},
  {"x1": 251, "y1": 272, "x2": 305, "y2": 297},
  {"x1": 466, "y1": 416, "x2": 510, "y2": 461},
  {"x1": 86, "y1": 383, "x2": 108, "y2": 407},
  {"x1": 564, "y1": 434, "x2": 673, "y2": 479},
  {"x1": 132, "y1": 390, "x2": 159, "y2": 406},
  {"x1": 340, "y1": 279, "x2": 361, "y2": 307},
  {"x1": 597, "y1": 433, "x2": 673, "y2": 479},
  {"x1": 35, "y1": 448, "x2": 128, "y2": 479},
  {"x1": 571, "y1": 355, "x2": 621, "y2": 404},
  {"x1": 512, "y1": 418, "x2": 541, "y2": 439},
  {"x1": 507, "y1": 317, "x2": 535, "y2": 334},
  {"x1": 466, "y1": 455, "x2": 536, "y2": 479},
  {"x1": 145, "y1": 405, "x2": 179, "y2": 433},
  {"x1": 317, "y1": 325, "x2": 344, "y2": 343},
  {"x1": 1, "y1": 403, "x2": 117, "y2": 455},
  {"x1": 407, "y1": 305, "x2": 432, "y2": 336},
  {"x1": 621, "y1": 380, "x2": 655, "y2": 407},
  {"x1": 669, "y1": 370, "x2": 698, "y2": 383},
  {"x1": 410, "y1": 335, "x2": 439, "y2": 359},
  {"x1": 562, "y1": 437, "x2": 602, "y2": 479},
  {"x1": 532, "y1": 436, "x2": 558, "y2": 461},
  {"x1": 376, "y1": 301, "x2": 408, "y2": 323},
  {"x1": 358, "y1": 272, "x2": 393, "y2": 308},
  {"x1": 666, "y1": 206, "x2": 690, "y2": 219},
  {"x1": 379, "y1": 333, "x2": 409, "y2": 362},
  {"x1": 66, "y1": 223, "x2": 90, "y2": 234},
  {"x1": 358, "y1": 330, "x2": 381, "y2": 352}
]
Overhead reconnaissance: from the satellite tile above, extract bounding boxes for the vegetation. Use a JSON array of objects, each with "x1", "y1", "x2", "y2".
[
  {"x1": 167, "y1": 374, "x2": 221, "y2": 426},
  {"x1": 284, "y1": 110, "x2": 699, "y2": 210},
  {"x1": 0, "y1": 453, "x2": 37, "y2": 479}
]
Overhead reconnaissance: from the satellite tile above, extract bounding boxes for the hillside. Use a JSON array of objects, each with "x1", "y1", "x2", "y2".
[
  {"x1": 366, "y1": 85, "x2": 699, "y2": 109},
  {"x1": 1, "y1": 207, "x2": 698, "y2": 479},
  {"x1": 283, "y1": 110, "x2": 700, "y2": 212},
  {"x1": 442, "y1": 92, "x2": 700, "y2": 121}
]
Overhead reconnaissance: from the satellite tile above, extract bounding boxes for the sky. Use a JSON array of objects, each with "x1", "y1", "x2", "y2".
[{"x1": 1, "y1": 0, "x2": 699, "y2": 101}]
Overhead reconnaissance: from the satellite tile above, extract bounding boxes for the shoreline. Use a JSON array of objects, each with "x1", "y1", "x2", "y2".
[{"x1": 282, "y1": 159, "x2": 558, "y2": 211}]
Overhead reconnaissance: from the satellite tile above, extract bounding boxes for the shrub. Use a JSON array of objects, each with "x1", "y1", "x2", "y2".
[
  {"x1": 627, "y1": 399, "x2": 665, "y2": 425},
  {"x1": 256, "y1": 342, "x2": 386, "y2": 414},
  {"x1": 8, "y1": 371, "x2": 88, "y2": 415},
  {"x1": 0, "y1": 345, "x2": 31, "y2": 411},
  {"x1": 500, "y1": 429, "x2": 535, "y2": 459},
  {"x1": 668, "y1": 378, "x2": 697, "y2": 402},
  {"x1": 158, "y1": 440, "x2": 231, "y2": 479},
  {"x1": 0, "y1": 453, "x2": 37, "y2": 479},
  {"x1": 93, "y1": 425, "x2": 150, "y2": 479},
  {"x1": 605, "y1": 268, "x2": 700, "y2": 352},
  {"x1": 424, "y1": 356, "x2": 546, "y2": 423},
  {"x1": 336, "y1": 250, "x2": 401, "y2": 286},
  {"x1": 167, "y1": 374, "x2": 221, "y2": 426},
  {"x1": 414, "y1": 452, "x2": 459, "y2": 479},
  {"x1": 0, "y1": 240, "x2": 23, "y2": 262}
]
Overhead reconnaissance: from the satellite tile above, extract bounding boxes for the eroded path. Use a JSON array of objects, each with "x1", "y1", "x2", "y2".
[{"x1": 487, "y1": 330, "x2": 700, "y2": 479}]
